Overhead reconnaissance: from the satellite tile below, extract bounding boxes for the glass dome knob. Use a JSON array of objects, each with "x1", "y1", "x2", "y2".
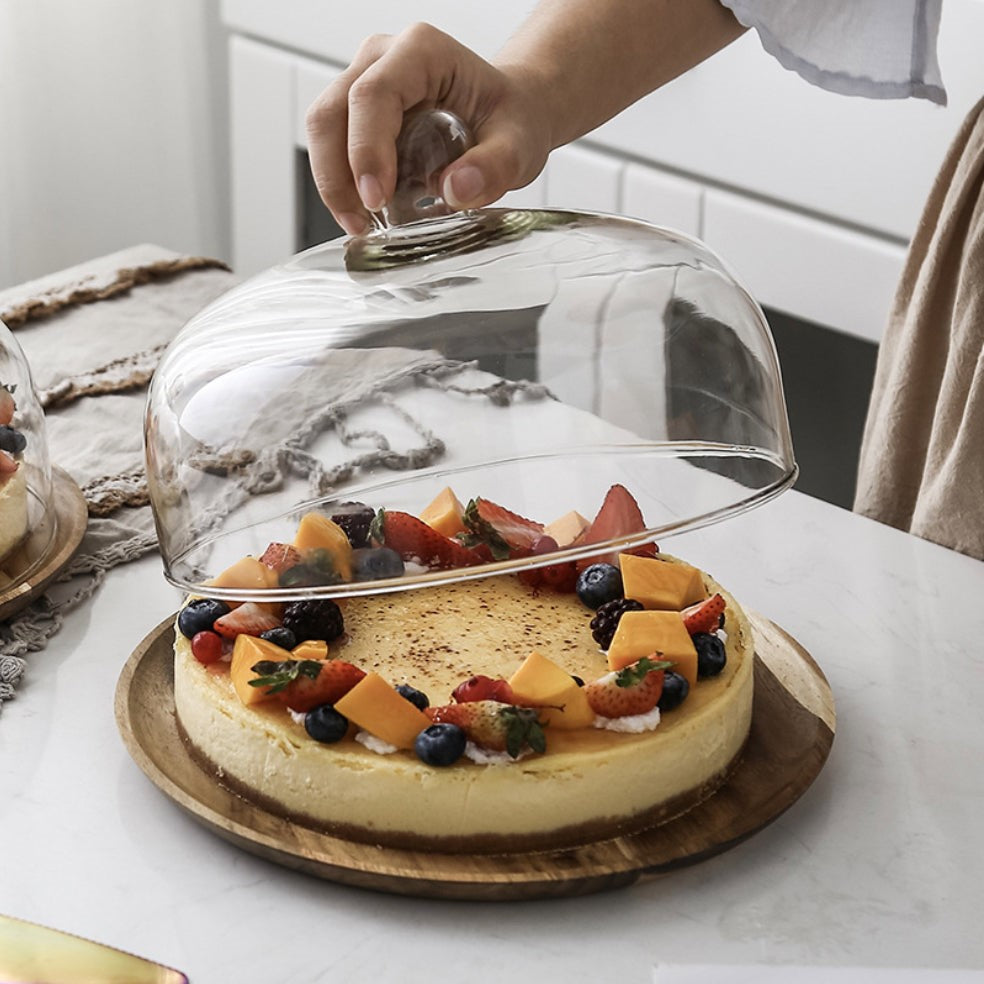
[{"x1": 379, "y1": 109, "x2": 474, "y2": 228}]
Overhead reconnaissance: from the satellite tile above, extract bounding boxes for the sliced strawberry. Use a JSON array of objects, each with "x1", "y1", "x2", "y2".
[
  {"x1": 248, "y1": 658, "x2": 366, "y2": 713},
  {"x1": 375, "y1": 509, "x2": 481, "y2": 570},
  {"x1": 585, "y1": 656, "x2": 672, "y2": 718},
  {"x1": 426, "y1": 700, "x2": 547, "y2": 758},
  {"x1": 0, "y1": 450, "x2": 18, "y2": 476},
  {"x1": 682, "y1": 593, "x2": 726, "y2": 635},
  {"x1": 576, "y1": 484, "x2": 657, "y2": 571},
  {"x1": 258, "y1": 542, "x2": 303, "y2": 574},
  {"x1": 0, "y1": 386, "x2": 15, "y2": 427},
  {"x1": 213, "y1": 602, "x2": 281, "y2": 640},
  {"x1": 451, "y1": 674, "x2": 514, "y2": 704},
  {"x1": 461, "y1": 498, "x2": 544, "y2": 560}
]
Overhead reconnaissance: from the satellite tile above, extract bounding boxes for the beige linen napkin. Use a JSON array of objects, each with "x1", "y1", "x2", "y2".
[
  {"x1": 0, "y1": 245, "x2": 236, "y2": 711},
  {"x1": 854, "y1": 96, "x2": 984, "y2": 560}
]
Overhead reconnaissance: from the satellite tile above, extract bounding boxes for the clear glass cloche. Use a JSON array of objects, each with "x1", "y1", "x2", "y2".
[
  {"x1": 145, "y1": 112, "x2": 796, "y2": 603},
  {"x1": 0, "y1": 318, "x2": 54, "y2": 586}
]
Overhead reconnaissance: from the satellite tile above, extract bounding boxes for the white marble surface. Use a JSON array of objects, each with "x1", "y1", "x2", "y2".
[{"x1": 1, "y1": 488, "x2": 983, "y2": 983}]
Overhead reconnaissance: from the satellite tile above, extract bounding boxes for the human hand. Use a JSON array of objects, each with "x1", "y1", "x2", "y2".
[{"x1": 305, "y1": 23, "x2": 552, "y2": 236}]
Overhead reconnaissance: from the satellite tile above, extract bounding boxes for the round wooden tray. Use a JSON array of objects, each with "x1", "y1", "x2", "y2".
[
  {"x1": 0, "y1": 467, "x2": 87, "y2": 622},
  {"x1": 115, "y1": 613, "x2": 835, "y2": 901}
]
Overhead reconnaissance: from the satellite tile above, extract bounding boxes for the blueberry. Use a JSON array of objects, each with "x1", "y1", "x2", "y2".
[
  {"x1": 351, "y1": 546, "x2": 405, "y2": 581},
  {"x1": 177, "y1": 598, "x2": 231, "y2": 639},
  {"x1": 278, "y1": 563, "x2": 338, "y2": 588},
  {"x1": 260, "y1": 626, "x2": 297, "y2": 650},
  {"x1": 304, "y1": 704, "x2": 349, "y2": 743},
  {"x1": 657, "y1": 671, "x2": 690, "y2": 711},
  {"x1": 0, "y1": 426, "x2": 26, "y2": 455},
  {"x1": 414, "y1": 723, "x2": 467, "y2": 766},
  {"x1": 575, "y1": 563, "x2": 624, "y2": 610},
  {"x1": 396, "y1": 683, "x2": 430, "y2": 711},
  {"x1": 693, "y1": 633, "x2": 727, "y2": 678}
]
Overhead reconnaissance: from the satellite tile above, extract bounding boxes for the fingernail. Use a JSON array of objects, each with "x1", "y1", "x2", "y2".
[
  {"x1": 338, "y1": 212, "x2": 369, "y2": 236},
  {"x1": 358, "y1": 174, "x2": 385, "y2": 212},
  {"x1": 444, "y1": 165, "x2": 485, "y2": 208}
]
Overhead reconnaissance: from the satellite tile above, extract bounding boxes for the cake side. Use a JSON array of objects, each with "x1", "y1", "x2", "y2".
[{"x1": 174, "y1": 565, "x2": 754, "y2": 851}]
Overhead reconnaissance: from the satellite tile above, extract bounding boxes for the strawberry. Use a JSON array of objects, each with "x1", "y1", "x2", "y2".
[
  {"x1": 213, "y1": 602, "x2": 282, "y2": 640},
  {"x1": 0, "y1": 386, "x2": 14, "y2": 427},
  {"x1": 682, "y1": 593, "x2": 726, "y2": 635},
  {"x1": 259, "y1": 542, "x2": 303, "y2": 574},
  {"x1": 426, "y1": 700, "x2": 547, "y2": 758},
  {"x1": 248, "y1": 658, "x2": 366, "y2": 712},
  {"x1": 451, "y1": 674, "x2": 514, "y2": 704},
  {"x1": 538, "y1": 558, "x2": 578, "y2": 593},
  {"x1": 373, "y1": 509, "x2": 481, "y2": 569},
  {"x1": 576, "y1": 484, "x2": 657, "y2": 571},
  {"x1": 585, "y1": 656, "x2": 673, "y2": 718},
  {"x1": 461, "y1": 498, "x2": 544, "y2": 560},
  {"x1": 0, "y1": 450, "x2": 18, "y2": 476}
]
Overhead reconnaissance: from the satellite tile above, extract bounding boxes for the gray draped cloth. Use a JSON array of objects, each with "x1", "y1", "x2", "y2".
[
  {"x1": 854, "y1": 96, "x2": 984, "y2": 561},
  {"x1": 0, "y1": 246, "x2": 237, "y2": 712}
]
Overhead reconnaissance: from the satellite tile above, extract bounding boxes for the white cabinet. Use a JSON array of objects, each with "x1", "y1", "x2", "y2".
[
  {"x1": 701, "y1": 190, "x2": 907, "y2": 343},
  {"x1": 222, "y1": 0, "x2": 984, "y2": 341}
]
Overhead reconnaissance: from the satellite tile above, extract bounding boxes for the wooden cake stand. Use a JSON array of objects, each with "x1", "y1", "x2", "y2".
[{"x1": 115, "y1": 612, "x2": 834, "y2": 901}]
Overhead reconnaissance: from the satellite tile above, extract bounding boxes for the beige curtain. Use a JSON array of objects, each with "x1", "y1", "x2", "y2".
[{"x1": 854, "y1": 95, "x2": 984, "y2": 560}]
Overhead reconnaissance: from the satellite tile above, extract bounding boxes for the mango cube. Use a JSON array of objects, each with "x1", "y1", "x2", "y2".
[
  {"x1": 619, "y1": 554, "x2": 705, "y2": 610},
  {"x1": 544, "y1": 510, "x2": 590, "y2": 548},
  {"x1": 606, "y1": 610, "x2": 699, "y2": 688},
  {"x1": 508, "y1": 650, "x2": 577, "y2": 703},
  {"x1": 333, "y1": 672, "x2": 431, "y2": 749},
  {"x1": 291, "y1": 639, "x2": 329, "y2": 661},
  {"x1": 419, "y1": 486, "x2": 467, "y2": 538},
  {"x1": 207, "y1": 556, "x2": 279, "y2": 593},
  {"x1": 230, "y1": 634, "x2": 293, "y2": 705},
  {"x1": 508, "y1": 650, "x2": 595, "y2": 729},
  {"x1": 294, "y1": 512, "x2": 353, "y2": 581}
]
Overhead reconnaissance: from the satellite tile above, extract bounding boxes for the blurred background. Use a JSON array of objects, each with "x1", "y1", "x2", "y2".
[{"x1": 3, "y1": 0, "x2": 984, "y2": 509}]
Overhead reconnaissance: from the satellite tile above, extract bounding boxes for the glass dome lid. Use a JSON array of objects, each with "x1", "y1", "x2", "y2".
[
  {"x1": 0, "y1": 318, "x2": 54, "y2": 587},
  {"x1": 145, "y1": 113, "x2": 796, "y2": 603}
]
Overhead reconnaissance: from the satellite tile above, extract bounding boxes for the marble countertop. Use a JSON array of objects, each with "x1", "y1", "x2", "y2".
[{"x1": 2, "y1": 487, "x2": 982, "y2": 983}]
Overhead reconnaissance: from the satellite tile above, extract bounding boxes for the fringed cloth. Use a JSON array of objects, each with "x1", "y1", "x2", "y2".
[{"x1": 0, "y1": 246, "x2": 236, "y2": 709}]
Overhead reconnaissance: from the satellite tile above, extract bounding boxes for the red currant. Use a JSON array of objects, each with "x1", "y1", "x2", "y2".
[
  {"x1": 191, "y1": 630, "x2": 224, "y2": 665},
  {"x1": 452, "y1": 674, "x2": 514, "y2": 704}
]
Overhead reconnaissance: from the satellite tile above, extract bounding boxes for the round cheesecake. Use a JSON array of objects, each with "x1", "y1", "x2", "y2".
[
  {"x1": 0, "y1": 467, "x2": 29, "y2": 561},
  {"x1": 174, "y1": 561, "x2": 755, "y2": 852}
]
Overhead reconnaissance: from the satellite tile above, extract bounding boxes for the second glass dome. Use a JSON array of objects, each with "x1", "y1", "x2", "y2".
[{"x1": 146, "y1": 130, "x2": 796, "y2": 602}]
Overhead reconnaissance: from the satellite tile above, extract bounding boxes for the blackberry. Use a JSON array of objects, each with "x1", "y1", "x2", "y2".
[
  {"x1": 329, "y1": 501, "x2": 375, "y2": 548},
  {"x1": 281, "y1": 598, "x2": 344, "y2": 644},
  {"x1": 589, "y1": 598, "x2": 644, "y2": 649}
]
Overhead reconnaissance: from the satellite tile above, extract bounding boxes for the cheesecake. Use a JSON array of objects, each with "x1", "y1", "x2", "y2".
[{"x1": 173, "y1": 563, "x2": 754, "y2": 852}]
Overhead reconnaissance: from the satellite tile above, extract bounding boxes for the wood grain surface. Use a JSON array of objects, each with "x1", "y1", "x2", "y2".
[
  {"x1": 0, "y1": 467, "x2": 88, "y2": 622},
  {"x1": 115, "y1": 612, "x2": 835, "y2": 901}
]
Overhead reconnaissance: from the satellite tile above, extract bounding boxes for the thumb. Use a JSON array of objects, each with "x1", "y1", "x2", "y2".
[{"x1": 441, "y1": 125, "x2": 547, "y2": 210}]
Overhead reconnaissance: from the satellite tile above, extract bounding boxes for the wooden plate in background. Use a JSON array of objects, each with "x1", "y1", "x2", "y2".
[
  {"x1": 0, "y1": 467, "x2": 87, "y2": 622},
  {"x1": 115, "y1": 612, "x2": 834, "y2": 901}
]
